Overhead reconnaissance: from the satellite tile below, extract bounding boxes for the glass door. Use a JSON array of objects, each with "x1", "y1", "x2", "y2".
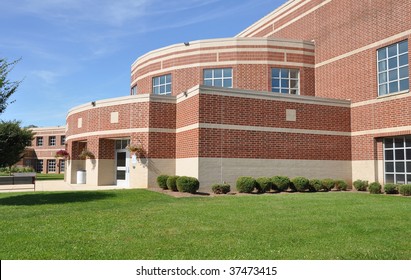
[{"x1": 116, "y1": 149, "x2": 129, "y2": 187}]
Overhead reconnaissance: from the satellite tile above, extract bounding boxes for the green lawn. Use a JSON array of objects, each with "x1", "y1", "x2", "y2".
[
  {"x1": 35, "y1": 173, "x2": 65, "y2": 181},
  {"x1": 0, "y1": 190, "x2": 410, "y2": 260}
]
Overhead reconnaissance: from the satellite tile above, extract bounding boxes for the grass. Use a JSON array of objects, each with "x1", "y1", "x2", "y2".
[
  {"x1": 35, "y1": 173, "x2": 65, "y2": 181},
  {"x1": 0, "y1": 190, "x2": 410, "y2": 260}
]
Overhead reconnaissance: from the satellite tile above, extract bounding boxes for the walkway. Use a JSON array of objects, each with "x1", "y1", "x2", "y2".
[{"x1": 0, "y1": 180, "x2": 127, "y2": 193}]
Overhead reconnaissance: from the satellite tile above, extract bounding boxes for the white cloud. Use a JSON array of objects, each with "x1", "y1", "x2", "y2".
[{"x1": 30, "y1": 70, "x2": 63, "y2": 85}]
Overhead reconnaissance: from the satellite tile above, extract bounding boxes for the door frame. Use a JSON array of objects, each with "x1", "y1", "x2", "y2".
[{"x1": 115, "y1": 148, "x2": 130, "y2": 187}]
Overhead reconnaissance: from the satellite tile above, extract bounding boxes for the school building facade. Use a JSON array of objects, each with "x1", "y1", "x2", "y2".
[{"x1": 65, "y1": 0, "x2": 411, "y2": 190}]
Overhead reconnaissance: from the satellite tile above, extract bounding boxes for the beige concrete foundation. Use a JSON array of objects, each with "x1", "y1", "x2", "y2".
[{"x1": 351, "y1": 160, "x2": 384, "y2": 184}]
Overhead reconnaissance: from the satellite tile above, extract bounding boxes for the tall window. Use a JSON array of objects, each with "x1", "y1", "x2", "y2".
[
  {"x1": 60, "y1": 160, "x2": 65, "y2": 173},
  {"x1": 384, "y1": 136, "x2": 411, "y2": 184},
  {"x1": 153, "y1": 74, "x2": 171, "y2": 95},
  {"x1": 271, "y1": 68, "x2": 299, "y2": 95},
  {"x1": 203, "y1": 68, "x2": 232, "y2": 88},
  {"x1": 377, "y1": 40, "x2": 409, "y2": 96},
  {"x1": 36, "y1": 137, "x2": 43, "y2": 146},
  {"x1": 36, "y1": 160, "x2": 43, "y2": 173},
  {"x1": 48, "y1": 159, "x2": 56, "y2": 173},
  {"x1": 131, "y1": 85, "x2": 137, "y2": 95},
  {"x1": 49, "y1": 136, "x2": 56, "y2": 146},
  {"x1": 61, "y1": 136, "x2": 66, "y2": 145}
]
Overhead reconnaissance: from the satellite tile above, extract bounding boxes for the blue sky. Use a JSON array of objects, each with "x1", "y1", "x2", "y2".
[{"x1": 0, "y1": 0, "x2": 283, "y2": 127}]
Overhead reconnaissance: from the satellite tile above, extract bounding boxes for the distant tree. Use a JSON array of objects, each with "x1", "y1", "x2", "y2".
[
  {"x1": 0, "y1": 120, "x2": 34, "y2": 171},
  {"x1": 25, "y1": 124, "x2": 38, "y2": 129},
  {"x1": 0, "y1": 58, "x2": 22, "y2": 114}
]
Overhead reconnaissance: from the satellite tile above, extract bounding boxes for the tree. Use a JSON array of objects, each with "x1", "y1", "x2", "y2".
[
  {"x1": 0, "y1": 120, "x2": 34, "y2": 171},
  {"x1": 0, "y1": 58, "x2": 21, "y2": 114}
]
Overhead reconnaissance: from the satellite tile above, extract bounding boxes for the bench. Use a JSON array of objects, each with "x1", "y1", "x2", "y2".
[{"x1": 0, "y1": 172, "x2": 36, "y2": 191}]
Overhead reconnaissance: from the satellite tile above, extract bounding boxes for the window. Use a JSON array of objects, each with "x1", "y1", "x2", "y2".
[
  {"x1": 115, "y1": 139, "x2": 130, "y2": 150},
  {"x1": 36, "y1": 160, "x2": 43, "y2": 173},
  {"x1": 36, "y1": 137, "x2": 43, "y2": 146},
  {"x1": 203, "y1": 68, "x2": 232, "y2": 88},
  {"x1": 48, "y1": 159, "x2": 56, "y2": 173},
  {"x1": 61, "y1": 136, "x2": 66, "y2": 145},
  {"x1": 60, "y1": 160, "x2": 65, "y2": 173},
  {"x1": 131, "y1": 85, "x2": 137, "y2": 95},
  {"x1": 383, "y1": 136, "x2": 411, "y2": 184},
  {"x1": 153, "y1": 74, "x2": 171, "y2": 95},
  {"x1": 271, "y1": 68, "x2": 299, "y2": 95},
  {"x1": 49, "y1": 136, "x2": 56, "y2": 146},
  {"x1": 377, "y1": 40, "x2": 409, "y2": 96}
]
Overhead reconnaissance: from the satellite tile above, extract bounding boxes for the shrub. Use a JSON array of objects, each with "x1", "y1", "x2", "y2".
[
  {"x1": 256, "y1": 177, "x2": 273, "y2": 193},
  {"x1": 399, "y1": 184, "x2": 411, "y2": 196},
  {"x1": 335, "y1": 180, "x2": 348, "y2": 191},
  {"x1": 309, "y1": 179, "x2": 321, "y2": 192},
  {"x1": 176, "y1": 176, "x2": 200, "y2": 194},
  {"x1": 211, "y1": 183, "x2": 231, "y2": 194},
  {"x1": 384, "y1": 184, "x2": 399, "y2": 194},
  {"x1": 166, "y1": 176, "x2": 179, "y2": 191},
  {"x1": 369, "y1": 182, "x2": 382, "y2": 194},
  {"x1": 291, "y1": 177, "x2": 310, "y2": 192},
  {"x1": 236, "y1": 177, "x2": 257, "y2": 193},
  {"x1": 157, "y1": 175, "x2": 169, "y2": 189},
  {"x1": 353, "y1": 180, "x2": 368, "y2": 191},
  {"x1": 271, "y1": 176, "x2": 290, "y2": 192},
  {"x1": 320, "y1": 179, "x2": 335, "y2": 192}
]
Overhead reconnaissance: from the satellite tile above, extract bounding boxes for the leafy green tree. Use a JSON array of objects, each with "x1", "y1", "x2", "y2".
[
  {"x1": 0, "y1": 58, "x2": 21, "y2": 114},
  {"x1": 0, "y1": 120, "x2": 34, "y2": 171}
]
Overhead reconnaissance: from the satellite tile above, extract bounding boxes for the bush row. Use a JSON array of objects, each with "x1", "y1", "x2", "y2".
[
  {"x1": 156, "y1": 175, "x2": 199, "y2": 194},
  {"x1": 236, "y1": 176, "x2": 349, "y2": 193},
  {"x1": 0, "y1": 166, "x2": 35, "y2": 173}
]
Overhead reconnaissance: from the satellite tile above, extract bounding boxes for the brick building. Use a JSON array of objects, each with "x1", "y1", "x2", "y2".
[
  {"x1": 22, "y1": 126, "x2": 66, "y2": 174},
  {"x1": 65, "y1": 0, "x2": 410, "y2": 190}
]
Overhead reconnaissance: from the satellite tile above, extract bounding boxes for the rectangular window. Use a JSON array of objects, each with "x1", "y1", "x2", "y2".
[
  {"x1": 48, "y1": 159, "x2": 56, "y2": 173},
  {"x1": 384, "y1": 136, "x2": 411, "y2": 184},
  {"x1": 271, "y1": 68, "x2": 299, "y2": 95},
  {"x1": 377, "y1": 40, "x2": 409, "y2": 96},
  {"x1": 153, "y1": 74, "x2": 172, "y2": 95},
  {"x1": 36, "y1": 160, "x2": 43, "y2": 173},
  {"x1": 60, "y1": 160, "x2": 65, "y2": 173},
  {"x1": 36, "y1": 137, "x2": 43, "y2": 146},
  {"x1": 49, "y1": 136, "x2": 56, "y2": 146},
  {"x1": 203, "y1": 68, "x2": 233, "y2": 88},
  {"x1": 61, "y1": 136, "x2": 66, "y2": 145},
  {"x1": 131, "y1": 85, "x2": 137, "y2": 95}
]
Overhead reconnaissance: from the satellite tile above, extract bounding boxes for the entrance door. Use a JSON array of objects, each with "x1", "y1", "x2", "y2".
[{"x1": 116, "y1": 149, "x2": 130, "y2": 187}]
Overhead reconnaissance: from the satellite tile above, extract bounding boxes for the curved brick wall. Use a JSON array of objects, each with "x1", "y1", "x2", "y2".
[{"x1": 131, "y1": 37, "x2": 315, "y2": 96}]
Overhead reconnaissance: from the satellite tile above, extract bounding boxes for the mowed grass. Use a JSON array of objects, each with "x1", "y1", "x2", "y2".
[
  {"x1": 0, "y1": 190, "x2": 410, "y2": 260},
  {"x1": 36, "y1": 173, "x2": 65, "y2": 181}
]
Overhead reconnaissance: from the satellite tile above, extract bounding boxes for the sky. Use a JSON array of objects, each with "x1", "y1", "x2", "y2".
[{"x1": 0, "y1": 0, "x2": 284, "y2": 127}]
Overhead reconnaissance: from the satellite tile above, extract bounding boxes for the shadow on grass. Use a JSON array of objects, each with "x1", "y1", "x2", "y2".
[{"x1": 0, "y1": 191, "x2": 116, "y2": 206}]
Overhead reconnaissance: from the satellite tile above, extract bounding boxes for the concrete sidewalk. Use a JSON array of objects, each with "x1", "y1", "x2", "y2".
[{"x1": 0, "y1": 180, "x2": 128, "y2": 193}]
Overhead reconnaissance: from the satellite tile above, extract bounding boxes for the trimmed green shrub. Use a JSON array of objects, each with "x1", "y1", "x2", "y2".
[
  {"x1": 256, "y1": 177, "x2": 273, "y2": 193},
  {"x1": 309, "y1": 179, "x2": 321, "y2": 192},
  {"x1": 335, "y1": 180, "x2": 348, "y2": 191},
  {"x1": 399, "y1": 184, "x2": 411, "y2": 196},
  {"x1": 369, "y1": 182, "x2": 382, "y2": 194},
  {"x1": 236, "y1": 177, "x2": 257, "y2": 193},
  {"x1": 321, "y1": 178, "x2": 335, "y2": 192},
  {"x1": 166, "y1": 176, "x2": 180, "y2": 191},
  {"x1": 384, "y1": 183, "x2": 399, "y2": 194},
  {"x1": 176, "y1": 176, "x2": 200, "y2": 194},
  {"x1": 211, "y1": 183, "x2": 231, "y2": 194},
  {"x1": 271, "y1": 176, "x2": 290, "y2": 192},
  {"x1": 353, "y1": 180, "x2": 368, "y2": 191},
  {"x1": 157, "y1": 175, "x2": 169, "y2": 189},
  {"x1": 291, "y1": 176, "x2": 310, "y2": 192}
]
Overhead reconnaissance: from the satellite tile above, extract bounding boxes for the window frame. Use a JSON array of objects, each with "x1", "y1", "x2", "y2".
[
  {"x1": 36, "y1": 137, "x2": 43, "y2": 146},
  {"x1": 377, "y1": 40, "x2": 409, "y2": 96},
  {"x1": 49, "y1": 136, "x2": 56, "y2": 146},
  {"x1": 152, "y1": 74, "x2": 172, "y2": 95},
  {"x1": 47, "y1": 159, "x2": 56, "y2": 173},
  {"x1": 61, "y1": 136, "x2": 66, "y2": 145},
  {"x1": 383, "y1": 136, "x2": 411, "y2": 184},
  {"x1": 271, "y1": 68, "x2": 300, "y2": 95},
  {"x1": 203, "y1": 68, "x2": 233, "y2": 88},
  {"x1": 131, "y1": 85, "x2": 137, "y2": 95}
]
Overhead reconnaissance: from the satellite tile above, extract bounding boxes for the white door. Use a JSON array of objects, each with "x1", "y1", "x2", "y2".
[{"x1": 116, "y1": 149, "x2": 130, "y2": 187}]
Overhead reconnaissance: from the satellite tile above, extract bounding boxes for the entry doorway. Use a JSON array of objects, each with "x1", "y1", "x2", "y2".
[{"x1": 115, "y1": 139, "x2": 130, "y2": 187}]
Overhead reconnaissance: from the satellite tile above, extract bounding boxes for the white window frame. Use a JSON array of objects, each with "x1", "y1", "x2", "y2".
[
  {"x1": 60, "y1": 160, "x2": 65, "y2": 173},
  {"x1": 61, "y1": 136, "x2": 66, "y2": 145},
  {"x1": 49, "y1": 136, "x2": 56, "y2": 146},
  {"x1": 377, "y1": 40, "x2": 409, "y2": 96},
  {"x1": 203, "y1": 68, "x2": 233, "y2": 88},
  {"x1": 36, "y1": 137, "x2": 43, "y2": 146},
  {"x1": 48, "y1": 159, "x2": 56, "y2": 173},
  {"x1": 153, "y1": 74, "x2": 172, "y2": 95},
  {"x1": 383, "y1": 136, "x2": 411, "y2": 184},
  {"x1": 271, "y1": 68, "x2": 300, "y2": 95},
  {"x1": 131, "y1": 85, "x2": 137, "y2": 95}
]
